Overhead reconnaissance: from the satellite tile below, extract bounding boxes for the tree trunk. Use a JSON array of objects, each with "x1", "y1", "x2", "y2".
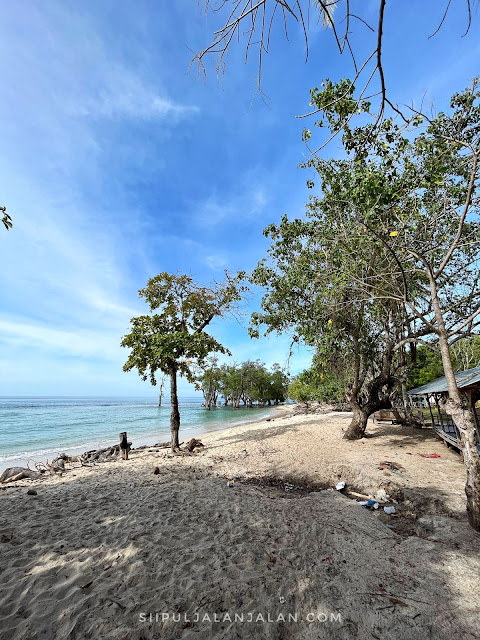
[
  {"x1": 438, "y1": 330, "x2": 480, "y2": 530},
  {"x1": 427, "y1": 270, "x2": 480, "y2": 530},
  {"x1": 169, "y1": 366, "x2": 180, "y2": 452},
  {"x1": 158, "y1": 376, "x2": 165, "y2": 407},
  {"x1": 344, "y1": 400, "x2": 369, "y2": 440},
  {"x1": 445, "y1": 396, "x2": 480, "y2": 530}
]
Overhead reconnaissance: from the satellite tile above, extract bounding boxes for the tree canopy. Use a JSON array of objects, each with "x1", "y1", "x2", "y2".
[
  {"x1": 251, "y1": 76, "x2": 480, "y2": 527},
  {"x1": 121, "y1": 272, "x2": 244, "y2": 450}
]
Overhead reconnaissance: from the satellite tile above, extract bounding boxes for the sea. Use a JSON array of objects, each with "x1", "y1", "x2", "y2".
[{"x1": 0, "y1": 397, "x2": 273, "y2": 472}]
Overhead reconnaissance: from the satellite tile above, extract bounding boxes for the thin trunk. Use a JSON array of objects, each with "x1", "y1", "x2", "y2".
[
  {"x1": 430, "y1": 272, "x2": 480, "y2": 531},
  {"x1": 158, "y1": 376, "x2": 165, "y2": 407},
  {"x1": 170, "y1": 366, "x2": 180, "y2": 452}
]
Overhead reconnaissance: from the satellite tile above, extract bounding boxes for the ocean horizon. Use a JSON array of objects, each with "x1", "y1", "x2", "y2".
[{"x1": 0, "y1": 396, "x2": 274, "y2": 472}]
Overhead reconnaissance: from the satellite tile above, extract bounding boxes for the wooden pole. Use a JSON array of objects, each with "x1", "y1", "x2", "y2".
[
  {"x1": 434, "y1": 394, "x2": 445, "y2": 430},
  {"x1": 467, "y1": 389, "x2": 480, "y2": 443},
  {"x1": 119, "y1": 431, "x2": 129, "y2": 460},
  {"x1": 427, "y1": 394, "x2": 436, "y2": 428}
]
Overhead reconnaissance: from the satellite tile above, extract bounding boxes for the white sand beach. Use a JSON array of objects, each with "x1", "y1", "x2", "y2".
[{"x1": 1, "y1": 408, "x2": 479, "y2": 640}]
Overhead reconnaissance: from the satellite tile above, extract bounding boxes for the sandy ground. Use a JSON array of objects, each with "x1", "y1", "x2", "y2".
[{"x1": 1, "y1": 408, "x2": 480, "y2": 640}]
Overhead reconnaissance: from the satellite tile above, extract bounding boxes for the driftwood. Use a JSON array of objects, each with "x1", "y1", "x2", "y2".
[
  {"x1": 184, "y1": 438, "x2": 205, "y2": 452},
  {"x1": 171, "y1": 439, "x2": 205, "y2": 456},
  {"x1": 119, "y1": 431, "x2": 130, "y2": 460},
  {"x1": 80, "y1": 444, "x2": 126, "y2": 463},
  {"x1": 0, "y1": 467, "x2": 42, "y2": 483}
]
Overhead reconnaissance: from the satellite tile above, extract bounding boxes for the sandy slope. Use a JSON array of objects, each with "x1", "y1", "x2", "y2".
[{"x1": 1, "y1": 410, "x2": 479, "y2": 640}]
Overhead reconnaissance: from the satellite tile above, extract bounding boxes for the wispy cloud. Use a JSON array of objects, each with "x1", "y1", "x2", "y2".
[
  {"x1": 192, "y1": 184, "x2": 269, "y2": 228},
  {"x1": 204, "y1": 254, "x2": 229, "y2": 271},
  {"x1": 70, "y1": 64, "x2": 199, "y2": 121}
]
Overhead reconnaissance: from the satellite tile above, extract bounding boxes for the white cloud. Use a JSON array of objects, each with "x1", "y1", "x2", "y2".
[
  {"x1": 204, "y1": 254, "x2": 228, "y2": 270},
  {"x1": 0, "y1": 319, "x2": 120, "y2": 361},
  {"x1": 71, "y1": 65, "x2": 199, "y2": 121}
]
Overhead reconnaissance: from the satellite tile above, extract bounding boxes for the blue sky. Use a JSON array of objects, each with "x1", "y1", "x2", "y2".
[{"x1": 1, "y1": 0, "x2": 479, "y2": 397}]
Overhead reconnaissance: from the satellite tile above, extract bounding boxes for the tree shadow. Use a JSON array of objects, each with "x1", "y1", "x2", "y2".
[{"x1": 1, "y1": 454, "x2": 479, "y2": 640}]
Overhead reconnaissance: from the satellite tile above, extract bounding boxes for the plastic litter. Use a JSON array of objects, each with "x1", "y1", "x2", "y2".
[
  {"x1": 419, "y1": 453, "x2": 441, "y2": 458},
  {"x1": 358, "y1": 500, "x2": 379, "y2": 509},
  {"x1": 384, "y1": 506, "x2": 396, "y2": 515},
  {"x1": 335, "y1": 481, "x2": 346, "y2": 491},
  {"x1": 227, "y1": 480, "x2": 235, "y2": 488}
]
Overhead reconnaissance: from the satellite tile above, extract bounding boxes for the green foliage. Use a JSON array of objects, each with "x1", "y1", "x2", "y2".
[
  {"x1": 196, "y1": 359, "x2": 289, "y2": 407},
  {"x1": 288, "y1": 366, "x2": 346, "y2": 404},
  {"x1": 121, "y1": 273, "x2": 244, "y2": 385},
  {"x1": 1, "y1": 206, "x2": 12, "y2": 230},
  {"x1": 251, "y1": 78, "x2": 480, "y2": 424},
  {"x1": 408, "y1": 337, "x2": 480, "y2": 388},
  {"x1": 407, "y1": 347, "x2": 445, "y2": 389}
]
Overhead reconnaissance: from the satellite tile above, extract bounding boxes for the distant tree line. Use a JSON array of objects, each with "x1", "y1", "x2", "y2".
[{"x1": 195, "y1": 357, "x2": 289, "y2": 409}]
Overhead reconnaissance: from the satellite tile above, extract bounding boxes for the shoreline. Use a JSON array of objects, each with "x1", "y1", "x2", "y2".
[{"x1": 0, "y1": 404, "x2": 284, "y2": 473}]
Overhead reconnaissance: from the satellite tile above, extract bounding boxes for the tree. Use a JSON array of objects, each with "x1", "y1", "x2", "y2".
[
  {"x1": 158, "y1": 374, "x2": 167, "y2": 407},
  {"x1": 195, "y1": 0, "x2": 475, "y2": 126},
  {"x1": 121, "y1": 273, "x2": 243, "y2": 451},
  {"x1": 407, "y1": 346, "x2": 445, "y2": 389},
  {"x1": 451, "y1": 336, "x2": 480, "y2": 372},
  {"x1": 1, "y1": 206, "x2": 12, "y2": 230},
  {"x1": 288, "y1": 355, "x2": 348, "y2": 404},
  {"x1": 249, "y1": 145, "x2": 423, "y2": 438},
  {"x1": 269, "y1": 363, "x2": 290, "y2": 404},
  {"x1": 195, "y1": 355, "x2": 222, "y2": 409},
  {"x1": 301, "y1": 78, "x2": 480, "y2": 528}
]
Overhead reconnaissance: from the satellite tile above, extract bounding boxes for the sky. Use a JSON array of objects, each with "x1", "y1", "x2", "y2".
[{"x1": 1, "y1": 0, "x2": 480, "y2": 397}]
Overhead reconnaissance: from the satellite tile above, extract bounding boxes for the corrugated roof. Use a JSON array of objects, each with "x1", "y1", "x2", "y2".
[{"x1": 408, "y1": 364, "x2": 480, "y2": 396}]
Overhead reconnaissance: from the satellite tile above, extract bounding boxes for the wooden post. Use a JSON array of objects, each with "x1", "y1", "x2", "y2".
[
  {"x1": 434, "y1": 394, "x2": 445, "y2": 431},
  {"x1": 427, "y1": 394, "x2": 436, "y2": 428},
  {"x1": 467, "y1": 389, "x2": 480, "y2": 443},
  {"x1": 119, "y1": 431, "x2": 129, "y2": 460}
]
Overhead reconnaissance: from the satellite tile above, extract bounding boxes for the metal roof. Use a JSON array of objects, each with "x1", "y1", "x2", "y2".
[{"x1": 408, "y1": 364, "x2": 480, "y2": 396}]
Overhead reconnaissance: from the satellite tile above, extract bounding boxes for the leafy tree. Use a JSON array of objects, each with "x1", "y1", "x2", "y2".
[
  {"x1": 407, "y1": 346, "x2": 445, "y2": 389},
  {"x1": 451, "y1": 336, "x2": 480, "y2": 372},
  {"x1": 121, "y1": 273, "x2": 243, "y2": 451},
  {"x1": 1, "y1": 206, "x2": 12, "y2": 230},
  {"x1": 269, "y1": 363, "x2": 290, "y2": 405},
  {"x1": 302, "y1": 78, "x2": 480, "y2": 529},
  {"x1": 195, "y1": 355, "x2": 222, "y2": 409},
  {"x1": 249, "y1": 142, "x2": 421, "y2": 438},
  {"x1": 288, "y1": 355, "x2": 348, "y2": 405},
  {"x1": 208, "y1": 360, "x2": 288, "y2": 407}
]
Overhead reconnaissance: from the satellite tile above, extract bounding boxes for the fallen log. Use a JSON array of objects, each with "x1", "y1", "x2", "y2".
[{"x1": 0, "y1": 467, "x2": 42, "y2": 483}]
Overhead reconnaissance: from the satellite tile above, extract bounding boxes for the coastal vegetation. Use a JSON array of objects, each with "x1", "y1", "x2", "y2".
[
  {"x1": 121, "y1": 273, "x2": 244, "y2": 451},
  {"x1": 195, "y1": 357, "x2": 289, "y2": 409},
  {"x1": 250, "y1": 78, "x2": 480, "y2": 528},
  {"x1": 120, "y1": 78, "x2": 480, "y2": 529}
]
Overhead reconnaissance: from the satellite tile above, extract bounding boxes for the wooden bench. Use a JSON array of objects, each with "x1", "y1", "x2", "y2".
[{"x1": 373, "y1": 409, "x2": 407, "y2": 424}]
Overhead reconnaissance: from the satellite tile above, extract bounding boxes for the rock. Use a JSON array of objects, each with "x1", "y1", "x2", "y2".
[
  {"x1": 27, "y1": 489, "x2": 38, "y2": 496},
  {"x1": 153, "y1": 467, "x2": 160, "y2": 475}
]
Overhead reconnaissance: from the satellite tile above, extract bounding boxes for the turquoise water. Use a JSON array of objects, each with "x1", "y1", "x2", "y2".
[{"x1": 0, "y1": 397, "x2": 273, "y2": 471}]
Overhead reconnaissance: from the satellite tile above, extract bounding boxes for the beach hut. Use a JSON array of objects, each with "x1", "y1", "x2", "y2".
[{"x1": 408, "y1": 365, "x2": 480, "y2": 454}]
